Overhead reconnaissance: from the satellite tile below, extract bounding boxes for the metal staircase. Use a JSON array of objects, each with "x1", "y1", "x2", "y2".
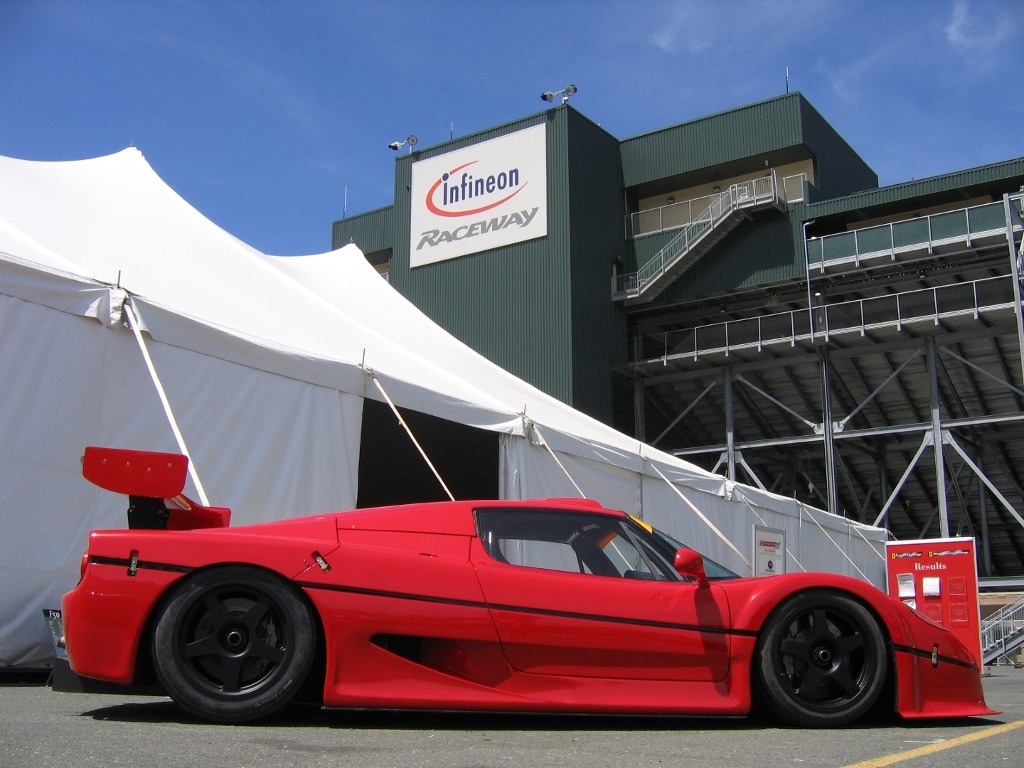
[
  {"x1": 614, "y1": 176, "x2": 782, "y2": 304},
  {"x1": 982, "y1": 593, "x2": 1024, "y2": 665}
]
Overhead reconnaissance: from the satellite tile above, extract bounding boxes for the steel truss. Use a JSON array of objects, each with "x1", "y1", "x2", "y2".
[{"x1": 630, "y1": 193, "x2": 1024, "y2": 578}]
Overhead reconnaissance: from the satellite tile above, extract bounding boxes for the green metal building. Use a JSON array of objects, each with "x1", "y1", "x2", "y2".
[{"x1": 334, "y1": 92, "x2": 1024, "y2": 584}]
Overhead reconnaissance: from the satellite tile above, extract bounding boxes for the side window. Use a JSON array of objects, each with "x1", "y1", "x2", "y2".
[
  {"x1": 475, "y1": 508, "x2": 673, "y2": 580},
  {"x1": 496, "y1": 538, "x2": 587, "y2": 573}
]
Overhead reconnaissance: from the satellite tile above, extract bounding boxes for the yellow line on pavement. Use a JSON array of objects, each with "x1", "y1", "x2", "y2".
[{"x1": 840, "y1": 720, "x2": 1024, "y2": 768}]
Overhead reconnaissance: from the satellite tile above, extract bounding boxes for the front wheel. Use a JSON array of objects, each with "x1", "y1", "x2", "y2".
[
  {"x1": 755, "y1": 590, "x2": 889, "y2": 727},
  {"x1": 152, "y1": 565, "x2": 316, "y2": 723}
]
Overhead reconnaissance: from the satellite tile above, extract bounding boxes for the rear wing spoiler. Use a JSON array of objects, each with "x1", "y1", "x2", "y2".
[{"x1": 82, "y1": 446, "x2": 231, "y2": 530}]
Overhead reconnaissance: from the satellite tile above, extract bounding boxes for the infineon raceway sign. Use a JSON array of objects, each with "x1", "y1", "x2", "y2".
[{"x1": 409, "y1": 124, "x2": 547, "y2": 268}]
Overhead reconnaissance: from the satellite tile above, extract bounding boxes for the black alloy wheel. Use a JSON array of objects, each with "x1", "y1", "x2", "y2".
[
  {"x1": 756, "y1": 590, "x2": 889, "y2": 727},
  {"x1": 152, "y1": 565, "x2": 316, "y2": 723}
]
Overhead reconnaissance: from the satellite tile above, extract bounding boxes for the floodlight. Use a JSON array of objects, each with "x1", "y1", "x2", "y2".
[
  {"x1": 387, "y1": 135, "x2": 419, "y2": 153},
  {"x1": 540, "y1": 84, "x2": 578, "y2": 105}
]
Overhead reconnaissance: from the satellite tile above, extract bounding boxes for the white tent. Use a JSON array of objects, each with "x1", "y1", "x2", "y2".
[{"x1": 0, "y1": 149, "x2": 889, "y2": 667}]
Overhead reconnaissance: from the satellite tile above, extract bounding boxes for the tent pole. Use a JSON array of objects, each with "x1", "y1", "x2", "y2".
[{"x1": 123, "y1": 301, "x2": 211, "y2": 506}]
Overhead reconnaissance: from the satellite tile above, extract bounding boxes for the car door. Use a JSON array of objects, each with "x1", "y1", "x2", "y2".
[{"x1": 471, "y1": 507, "x2": 732, "y2": 682}]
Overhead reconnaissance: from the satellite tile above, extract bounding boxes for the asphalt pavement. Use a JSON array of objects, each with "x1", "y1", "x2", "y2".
[{"x1": 1, "y1": 670, "x2": 1023, "y2": 768}]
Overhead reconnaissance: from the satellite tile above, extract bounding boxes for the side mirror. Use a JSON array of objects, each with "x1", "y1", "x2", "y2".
[{"x1": 674, "y1": 548, "x2": 710, "y2": 589}]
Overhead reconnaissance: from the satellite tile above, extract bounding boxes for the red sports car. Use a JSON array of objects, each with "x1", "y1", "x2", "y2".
[{"x1": 62, "y1": 447, "x2": 996, "y2": 726}]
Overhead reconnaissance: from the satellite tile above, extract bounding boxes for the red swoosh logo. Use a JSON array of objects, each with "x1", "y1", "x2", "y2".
[{"x1": 425, "y1": 161, "x2": 528, "y2": 218}]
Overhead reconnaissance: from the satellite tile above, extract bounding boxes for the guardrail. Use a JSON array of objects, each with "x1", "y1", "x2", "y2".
[
  {"x1": 631, "y1": 274, "x2": 1018, "y2": 363},
  {"x1": 983, "y1": 592, "x2": 1024, "y2": 665},
  {"x1": 628, "y1": 173, "x2": 807, "y2": 239},
  {"x1": 806, "y1": 194, "x2": 1024, "y2": 272},
  {"x1": 616, "y1": 177, "x2": 778, "y2": 300}
]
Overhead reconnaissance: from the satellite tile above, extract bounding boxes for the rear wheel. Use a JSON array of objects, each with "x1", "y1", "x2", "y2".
[
  {"x1": 756, "y1": 590, "x2": 888, "y2": 727},
  {"x1": 152, "y1": 565, "x2": 315, "y2": 723}
]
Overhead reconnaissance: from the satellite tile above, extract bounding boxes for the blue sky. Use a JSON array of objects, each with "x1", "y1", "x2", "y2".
[{"x1": 2, "y1": 0, "x2": 1020, "y2": 256}]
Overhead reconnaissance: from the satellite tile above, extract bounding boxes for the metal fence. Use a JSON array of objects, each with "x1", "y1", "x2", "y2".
[
  {"x1": 617, "y1": 177, "x2": 777, "y2": 298},
  {"x1": 806, "y1": 194, "x2": 1024, "y2": 271},
  {"x1": 634, "y1": 274, "x2": 1018, "y2": 362},
  {"x1": 982, "y1": 593, "x2": 1024, "y2": 664},
  {"x1": 628, "y1": 173, "x2": 807, "y2": 239}
]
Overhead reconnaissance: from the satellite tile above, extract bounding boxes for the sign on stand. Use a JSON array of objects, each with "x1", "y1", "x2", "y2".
[
  {"x1": 884, "y1": 537, "x2": 982, "y2": 669},
  {"x1": 753, "y1": 526, "x2": 786, "y2": 576}
]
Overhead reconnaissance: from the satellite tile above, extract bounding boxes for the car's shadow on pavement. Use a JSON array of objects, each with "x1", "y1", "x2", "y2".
[
  {"x1": 81, "y1": 699, "x2": 755, "y2": 731},
  {"x1": 80, "y1": 699, "x2": 1004, "y2": 732}
]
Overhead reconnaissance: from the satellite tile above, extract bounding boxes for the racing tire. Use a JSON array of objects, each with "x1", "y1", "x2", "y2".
[
  {"x1": 755, "y1": 590, "x2": 888, "y2": 727},
  {"x1": 152, "y1": 565, "x2": 316, "y2": 723}
]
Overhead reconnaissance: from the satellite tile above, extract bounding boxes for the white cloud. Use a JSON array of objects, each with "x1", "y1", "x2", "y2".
[
  {"x1": 822, "y1": 44, "x2": 894, "y2": 103},
  {"x1": 943, "y1": 0, "x2": 1019, "y2": 60},
  {"x1": 648, "y1": 0, "x2": 838, "y2": 56}
]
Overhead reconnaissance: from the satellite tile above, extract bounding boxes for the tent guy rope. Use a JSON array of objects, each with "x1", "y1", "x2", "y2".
[
  {"x1": 529, "y1": 423, "x2": 587, "y2": 498},
  {"x1": 647, "y1": 461, "x2": 752, "y2": 569},
  {"x1": 123, "y1": 299, "x2": 211, "y2": 506},
  {"x1": 361, "y1": 363, "x2": 455, "y2": 502}
]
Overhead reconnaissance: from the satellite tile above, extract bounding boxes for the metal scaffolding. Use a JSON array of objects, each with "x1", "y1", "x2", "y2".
[{"x1": 629, "y1": 193, "x2": 1024, "y2": 580}]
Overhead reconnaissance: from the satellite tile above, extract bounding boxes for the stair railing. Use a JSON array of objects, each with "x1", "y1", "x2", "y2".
[
  {"x1": 982, "y1": 592, "x2": 1024, "y2": 665},
  {"x1": 617, "y1": 176, "x2": 777, "y2": 299}
]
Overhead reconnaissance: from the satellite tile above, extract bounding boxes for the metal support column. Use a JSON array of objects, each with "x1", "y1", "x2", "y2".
[
  {"x1": 724, "y1": 366, "x2": 736, "y2": 481},
  {"x1": 820, "y1": 347, "x2": 839, "y2": 516},
  {"x1": 803, "y1": 219, "x2": 817, "y2": 345},
  {"x1": 977, "y1": 449, "x2": 993, "y2": 577},
  {"x1": 926, "y1": 336, "x2": 950, "y2": 538},
  {"x1": 1004, "y1": 193, "x2": 1024, "y2": 391},
  {"x1": 633, "y1": 372, "x2": 646, "y2": 443}
]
